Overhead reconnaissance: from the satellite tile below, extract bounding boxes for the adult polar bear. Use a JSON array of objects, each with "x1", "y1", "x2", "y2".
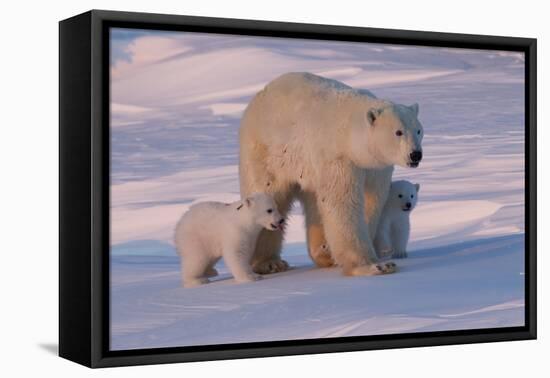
[{"x1": 239, "y1": 72, "x2": 423, "y2": 276}]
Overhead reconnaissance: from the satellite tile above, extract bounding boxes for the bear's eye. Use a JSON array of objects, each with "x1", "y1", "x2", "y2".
[
  {"x1": 395, "y1": 130, "x2": 403, "y2": 136},
  {"x1": 411, "y1": 195, "x2": 414, "y2": 198},
  {"x1": 417, "y1": 130, "x2": 421, "y2": 135},
  {"x1": 398, "y1": 194, "x2": 403, "y2": 198},
  {"x1": 267, "y1": 209, "x2": 273, "y2": 214}
]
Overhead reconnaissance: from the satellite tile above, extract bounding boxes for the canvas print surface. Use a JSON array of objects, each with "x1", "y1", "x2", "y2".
[{"x1": 109, "y1": 28, "x2": 525, "y2": 351}]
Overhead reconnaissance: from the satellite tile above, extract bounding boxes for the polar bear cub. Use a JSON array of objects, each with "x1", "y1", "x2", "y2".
[
  {"x1": 374, "y1": 180, "x2": 420, "y2": 259},
  {"x1": 175, "y1": 193, "x2": 285, "y2": 288}
]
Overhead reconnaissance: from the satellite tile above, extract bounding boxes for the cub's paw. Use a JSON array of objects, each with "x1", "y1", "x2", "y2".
[
  {"x1": 392, "y1": 251, "x2": 408, "y2": 259},
  {"x1": 253, "y1": 259, "x2": 290, "y2": 274}
]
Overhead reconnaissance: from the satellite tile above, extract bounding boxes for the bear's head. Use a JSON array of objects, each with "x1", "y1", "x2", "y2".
[
  {"x1": 350, "y1": 102, "x2": 424, "y2": 169},
  {"x1": 386, "y1": 180, "x2": 420, "y2": 213},
  {"x1": 241, "y1": 193, "x2": 285, "y2": 231}
]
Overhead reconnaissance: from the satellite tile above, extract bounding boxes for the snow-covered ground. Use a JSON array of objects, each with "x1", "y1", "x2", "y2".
[{"x1": 109, "y1": 29, "x2": 525, "y2": 350}]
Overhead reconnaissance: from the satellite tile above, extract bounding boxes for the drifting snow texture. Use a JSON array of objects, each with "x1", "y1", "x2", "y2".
[{"x1": 109, "y1": 29, "x2": 525, "y2": 350}]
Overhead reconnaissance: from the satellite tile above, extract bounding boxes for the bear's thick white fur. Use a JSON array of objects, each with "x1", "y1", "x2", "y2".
[
  {"x1": 175, "y1": 193, "x2": 284, "y2": 287},
  {"x1": 239, "y1": 72, "x2": 424, "y2": 276},
  {"x1": 309, "y1": 166, "x2": 394, "y2": 267},
  {"x1": 374, "y1": 180, "x2": 420, "y2": 259}
]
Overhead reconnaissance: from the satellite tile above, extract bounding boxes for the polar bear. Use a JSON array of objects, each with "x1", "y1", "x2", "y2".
[
  {"x1": 239, "y1": 72, "x2": 424, "y2": 276},
  {"x1": 175, "y1": 193, "x2": 285, "y2": 287},
  {"x1": 374, "y1": 180, "x2": 420, "y2": 259}
]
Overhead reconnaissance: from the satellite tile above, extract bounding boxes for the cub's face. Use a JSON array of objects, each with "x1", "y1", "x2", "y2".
[
  {"x1": 367, "y1": 103, "x2": 424, "y2": 168},
  {"x1": 387, "y1": 180, "x2": 420, "y2": 213},
  {"x1": 244, "y1": 193, "x2": 285, "y2": 231}
]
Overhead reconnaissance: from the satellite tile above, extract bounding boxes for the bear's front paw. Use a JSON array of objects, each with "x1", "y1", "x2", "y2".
[
  {"x1": 376, "y1": 261, "x2": 397, "y2": 274},
  {"x1": 392, "y1": 250, "x2": 408, "y2": 259},
  {"x1": 183, "y1": 277, "x2": 210, "y2": 288},
  {"x1": 253, "y1": 259, "x2": 290, "y2": 274},
  {"x1": 344, "y1": 262, "x2": 397, "y2": 276},
  {"x1": 236, "y1": 273, "x2": 263, "y2": 283}
]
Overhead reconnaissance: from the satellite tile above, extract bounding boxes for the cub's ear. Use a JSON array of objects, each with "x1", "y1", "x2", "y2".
[
  {"x1": 237, "y1": 197, "x2": 253, "y2": 210},
  {"x1": 410, "y1": 103, "x2": 419, "y2": 117},
  {"x1": 415, "y1": 183, "x2": 420, "y2": 192},
  {"x1": 366, "y1": 108, "x2": 382, "y2": 126}
]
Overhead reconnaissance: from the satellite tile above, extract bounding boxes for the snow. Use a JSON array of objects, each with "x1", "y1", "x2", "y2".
[{"x1": 109, "y1": 29, "x2": 525, "y2": 350}]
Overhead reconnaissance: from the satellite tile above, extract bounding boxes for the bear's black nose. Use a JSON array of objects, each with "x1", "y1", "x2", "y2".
[
  {"x1": 405, "y1": 202, "x2": 412, "y2": 208},
  {"x1": 278, "y1": 218, "x2": 285, "y2": 225},
  {"x1": 410, "y1": 150, "x2": 422, "y2": 163}
]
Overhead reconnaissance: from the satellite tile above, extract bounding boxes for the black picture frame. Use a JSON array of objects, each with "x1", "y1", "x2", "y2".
[{"x1": 59, "y1": 9, "x2": 537, "y2": 368}]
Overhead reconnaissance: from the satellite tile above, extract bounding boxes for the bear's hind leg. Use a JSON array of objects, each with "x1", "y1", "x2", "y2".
[
  {"x1": 300, "y1": 191, "x2": 334, "y2": 268},
  {"x1": 310, "y1": 243, "x2": 334, "y2": 268},
  {"x1": 179, "y1": 240, "x2": 213, "y2": 288}
]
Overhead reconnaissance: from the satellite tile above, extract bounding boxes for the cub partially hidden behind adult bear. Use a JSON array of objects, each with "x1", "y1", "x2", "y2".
[
  {"x1": 375, "y1": 180, "x2": 420, "y2": 259},
  {"x1": 312, "y1": 179, "x2": 421, "y2": 267}
]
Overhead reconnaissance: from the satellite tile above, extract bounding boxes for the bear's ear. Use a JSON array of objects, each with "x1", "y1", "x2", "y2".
[
  {"x1": 366, "y1": 108, "x2": 382, "y2": 126},
  {"x1": 415, "y1": 183, "x2": 420, "y2": 192},
  {"x1": 410, "y1": 103, "x2": 419, "y2": 117}
]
